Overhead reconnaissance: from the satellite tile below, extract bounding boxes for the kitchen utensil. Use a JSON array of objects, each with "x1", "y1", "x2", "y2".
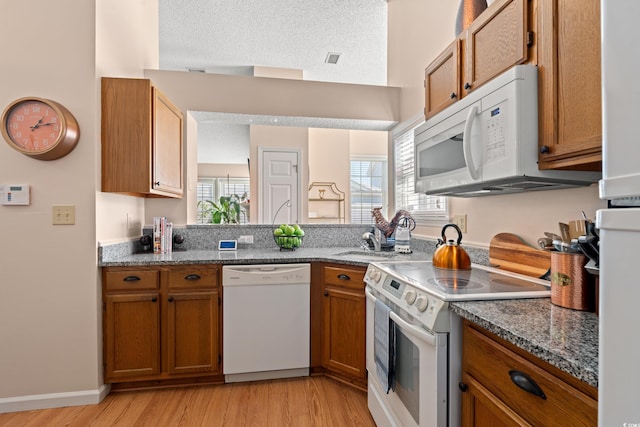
[
  {"x1": 544, "y1": 232, "x2": 562, "y2": 241},
  {"x1": 538, "y1": 237, "x2": 553, "y2": 249},
  {"x1": 559, "y1": 222, "x2": 571, "y2": 243},
  {"x1": 432, "y1": 224, "x2": 471, "y2": 270},
  {"x1": 489, "y1": 233, "x2": 551, "y2": 278},
  {"x1": 569, "y1": 220, "x2": 588, "y2": 240},
  {"x1": 577, "y1": 235, "x2": 600, "y2": 266}
]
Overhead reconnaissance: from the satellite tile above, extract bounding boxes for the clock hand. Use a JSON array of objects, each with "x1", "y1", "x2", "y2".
[{"x1": 30, "y1": 116, "x2": 45, "y2": 131}]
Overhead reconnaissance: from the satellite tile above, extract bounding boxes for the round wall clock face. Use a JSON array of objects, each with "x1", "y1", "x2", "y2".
[{"x1": 1, "y1": 97, "x2": 80, "y2": 160}]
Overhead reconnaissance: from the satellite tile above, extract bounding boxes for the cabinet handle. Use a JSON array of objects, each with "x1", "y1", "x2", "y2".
[
  {"x1": 458, "y1": 381, "x2": 468, "y2": 392},
  {"x1": 450, "y1": 92, "x2": 457, "y2": 99},
  {"x1": 151, "y1": 297, "x2": 157, "y2": 303},
  {"x1": 540, "y1": 145, "x2": 550, "y2": 154},
  {"x1": 123, "y1": 275, "x2": 141, "y2": 282},
  {"x1": 184, "y1": 274, "x2": 201, "y2": 281},
  {"x1": 337, "y1": 274, "x2": 351, "y2": 281},
  {"x1": 464, "y1": 82, "x2": 472, "y2": 90},
  {"x1": 324, "y1": 290, "x2": 329, "y2": 297},
  {"x1": 168, "y1": 297, "x2": 174, "y2": 303},
  {"x1": 154, "y1": 181, "x2": 160, "y2": 186},
  {"x1": 509, "y1": 370, "x2": 546, "y2": 400}
]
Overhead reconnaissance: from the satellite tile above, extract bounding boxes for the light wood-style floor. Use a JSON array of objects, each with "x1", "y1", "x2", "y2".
[{"x1": 0, "y1": 376, "x2": 376, "y2": 427}]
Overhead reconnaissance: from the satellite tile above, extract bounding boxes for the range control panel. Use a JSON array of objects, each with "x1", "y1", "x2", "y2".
[{"x1": 365, "y1": 265, "x2": 450, "y2": 333}]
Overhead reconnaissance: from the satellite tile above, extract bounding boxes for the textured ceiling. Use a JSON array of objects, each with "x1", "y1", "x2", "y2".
[{"x1": 158, "y1": 0, "x2": 388, "y2": 86}]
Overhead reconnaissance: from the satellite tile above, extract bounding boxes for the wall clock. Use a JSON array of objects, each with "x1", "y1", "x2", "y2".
[{"x1": 1, "y1": 97, "x2": 80, "y2": 160}]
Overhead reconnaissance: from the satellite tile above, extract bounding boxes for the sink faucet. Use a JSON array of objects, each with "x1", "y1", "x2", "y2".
[{"x1": 362, "y1": 228, "x2": 383, "y2": 251}]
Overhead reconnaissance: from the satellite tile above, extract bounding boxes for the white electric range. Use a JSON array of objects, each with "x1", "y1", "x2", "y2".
[{"x1": 364, "y1": 261, "x2": 550, "y2": 427}]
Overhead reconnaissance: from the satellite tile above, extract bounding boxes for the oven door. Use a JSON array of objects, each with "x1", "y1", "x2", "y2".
[{"x1": 365, "y1": 287, "x2": 448, "y2": 427}]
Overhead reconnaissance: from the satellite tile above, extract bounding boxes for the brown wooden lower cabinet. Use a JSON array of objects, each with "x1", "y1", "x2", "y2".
[
  {"x1": 311, "y1": 263, "x2": 367, "y2": 390},
  {"x1": 460, "y1": 320, "x2": 597, "y2": 426},
  {"x1": 102, "y1": 265, "x2": 222, "y2": 385}
]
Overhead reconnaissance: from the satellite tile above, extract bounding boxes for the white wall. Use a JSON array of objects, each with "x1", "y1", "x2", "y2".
[
  {"x1": 0, "y1": 0, "x2": 100, "y2": 405},
  {"x1": 387, "y1": 0, "x2": 606, "y2": 247},
  {"x1": 198, "y1": 123, "x2": 250, "y2": 164},
  {"x1": 309, "y1": 129, "x2": 352, "y2": 222},
  {"x1": 0, "y1": 0, "x2": 160, "y2": 409}
]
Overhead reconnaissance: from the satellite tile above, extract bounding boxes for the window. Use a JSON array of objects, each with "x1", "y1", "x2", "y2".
[
  {"x1": 197, "y1": 177, "x2": 250, "y2": 224},
  {"x1": 394, "y1": 125, "x2": 448, "y2": 225},
  {"x1": 350, "y1": 157, "x2": 387, "y2": 224}
]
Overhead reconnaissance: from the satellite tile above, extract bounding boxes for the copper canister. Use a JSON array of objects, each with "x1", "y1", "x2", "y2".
[{"x1": 550, "y1": 252, "x2": 595, "y2": 311}]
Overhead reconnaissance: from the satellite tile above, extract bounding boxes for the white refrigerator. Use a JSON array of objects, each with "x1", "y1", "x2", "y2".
[{"x1": 597, "y1": 1, "x2": 640, "y2": 425}]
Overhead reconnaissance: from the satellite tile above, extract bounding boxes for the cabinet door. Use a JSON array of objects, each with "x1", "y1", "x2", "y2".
[
  {"x1": 537, "y1": 0, "x2": 602, "y2": 170},
  {"x1": 166, "y1": 290, "x2": 220, "y2": 375},
  {"x1": 425, "y1": 40, "x2": 461, "y2": 119},
  {"x1": 321, "y1": 286, "x2": 366, "y2": 379},
  {"x1": 152, "y1": 88, "x2": 183, "y2": 196},
  {"x1": 462, "y1": 322, "x2": 597, "y2": 426},
  {"x1": 461, "y1": 373, "x2": 531, "y2": 427},
  {"x1": 104, "y1": 292, "x2": 160, "y2": 381},
  {"x1": 463, "y1": 0, "x2": 528, "y2": 94}
]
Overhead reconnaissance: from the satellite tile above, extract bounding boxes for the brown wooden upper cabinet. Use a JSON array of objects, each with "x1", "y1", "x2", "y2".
[
  {"x1": 424, "y1": 0, "x2": 602, "y2": 171},
  {"x1": 425, "y1": 0, "x2": 531, "y2": 119},
  {"x1": 101, "y1": 78, "x2": 184, "y2": 198},
  {"x1": 537, "y1": 0, "x2": 602, "y2": 170}
]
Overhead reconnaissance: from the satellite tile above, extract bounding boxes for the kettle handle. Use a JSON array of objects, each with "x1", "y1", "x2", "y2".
[{"x1": 441, "y1": 223, "x2": 464, "y2": 245}]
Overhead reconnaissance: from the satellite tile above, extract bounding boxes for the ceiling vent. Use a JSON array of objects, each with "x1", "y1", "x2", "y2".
[
  {"x1": 187, "y1": 67, "x2": 206, "y2": 73},
  {"x1": 325, "y1": 52, "x2": 341, "y2": 65}
]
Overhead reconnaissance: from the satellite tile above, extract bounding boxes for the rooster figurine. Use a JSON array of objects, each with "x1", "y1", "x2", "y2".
[{"x1": 371, "y1": 207, "x2": 415, "y2": 238}]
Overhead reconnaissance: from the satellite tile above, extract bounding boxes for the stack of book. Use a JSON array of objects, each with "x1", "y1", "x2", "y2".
[{"x1": 153, "y1": 216, "x2": 173, "y2": 255}]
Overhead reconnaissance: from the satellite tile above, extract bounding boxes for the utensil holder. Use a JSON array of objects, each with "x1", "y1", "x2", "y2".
[{"x1": 550, "y1": 252, "x2": 595, "y2": 311}]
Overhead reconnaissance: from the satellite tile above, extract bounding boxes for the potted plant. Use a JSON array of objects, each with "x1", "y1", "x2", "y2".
[{"x1": 198, "y1": 193, "x2": 248, "y2": 224}]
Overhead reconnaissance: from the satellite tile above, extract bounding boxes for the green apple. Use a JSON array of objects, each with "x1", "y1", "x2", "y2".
[{"x1": 274, "y1": 228, "x2": 283, "y2": 236}]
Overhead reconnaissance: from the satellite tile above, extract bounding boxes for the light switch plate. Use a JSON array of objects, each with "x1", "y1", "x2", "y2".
[{"x1": 52, "y1": 205, "x2": 75, "y2": 225}]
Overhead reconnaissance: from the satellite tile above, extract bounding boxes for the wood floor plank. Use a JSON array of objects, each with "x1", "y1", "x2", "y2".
[{"x1": 0, "y1": 376, "x2": 375, "y2": 427}]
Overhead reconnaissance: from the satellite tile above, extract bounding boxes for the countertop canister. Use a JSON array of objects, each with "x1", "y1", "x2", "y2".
[{"x1": 550, "y1": 251, "x2": 595, "y2": 311}]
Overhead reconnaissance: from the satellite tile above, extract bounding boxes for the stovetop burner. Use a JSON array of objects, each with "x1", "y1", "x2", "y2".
[{"x1": 370, "y1": 261, "x2": 550, "y2": 302}]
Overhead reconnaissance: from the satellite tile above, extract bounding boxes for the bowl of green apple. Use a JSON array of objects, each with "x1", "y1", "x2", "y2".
[{"x1": 273, "y1": 224, "x2": 305, "y2": 250}]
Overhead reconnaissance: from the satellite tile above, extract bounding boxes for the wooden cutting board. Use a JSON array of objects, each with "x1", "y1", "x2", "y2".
[{"x1": 489, "y1": 233, "x2": 551, "y2": 279}]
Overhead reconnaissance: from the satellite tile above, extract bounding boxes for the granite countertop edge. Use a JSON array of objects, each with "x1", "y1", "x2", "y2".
[{"x1": 450, "y1": 300, "x2": 598, "y2": 388}]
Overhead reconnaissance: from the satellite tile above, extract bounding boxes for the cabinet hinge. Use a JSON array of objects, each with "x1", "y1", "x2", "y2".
[
  {"x1": 423, "y1": 79, "x2": 426, "y2": 88},
  {"x1": 218, "y1": 296, "x2": 221, "y2": 306},
  {"x1": 219, "y1": 354, "x2": 222, "y2": 364},
  {"x1": 526, "y1": 31, "x2": 534, "y2": 47}
]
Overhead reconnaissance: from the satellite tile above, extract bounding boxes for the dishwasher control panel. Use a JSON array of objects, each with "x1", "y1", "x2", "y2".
[{"x1": 222, "y1": 264, "x2": 311, "y2": 285}]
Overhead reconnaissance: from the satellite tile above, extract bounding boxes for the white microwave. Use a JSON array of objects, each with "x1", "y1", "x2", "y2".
[{"x1": 414, "y1": 65, "x2": 600, "y2": 197}]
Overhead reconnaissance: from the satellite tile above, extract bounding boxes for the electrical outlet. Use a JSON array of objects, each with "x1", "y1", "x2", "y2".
[
  {"x1": 52, "y1": 205, "x2": 75, "y2": 225},
  {"x1": 453, "y1": 214, "x2": 467, "y2": 233},
  {"x1": 238, "y1": 235, "x2": 254, "y2": 244}
]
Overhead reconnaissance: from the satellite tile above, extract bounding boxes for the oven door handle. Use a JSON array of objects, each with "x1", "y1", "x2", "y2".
[{"x1": 365, "y1": 288, "x2": 438, "y2": 346}]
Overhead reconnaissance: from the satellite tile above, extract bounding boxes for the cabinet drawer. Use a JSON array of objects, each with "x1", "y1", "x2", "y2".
[
  {"x1": 323, "y1": 266, "x2": 365, "y2": 290},
  {"x1": 104, "y1": 269, "x2": 159, "y2": 292},
  {"x1": 168, "y1": 267, "x2": 218, "y2": 289},
  {"x1": 463, "y1": 325, "x2": 597, "y2": 426}
]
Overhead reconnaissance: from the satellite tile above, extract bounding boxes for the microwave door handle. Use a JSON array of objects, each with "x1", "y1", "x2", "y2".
[
  {"x1": 365, "y1": 288, "x2": 438, "y2": 346},
  {"x1": 463, "y1": 105, "x2": 480, "y2": 180}
]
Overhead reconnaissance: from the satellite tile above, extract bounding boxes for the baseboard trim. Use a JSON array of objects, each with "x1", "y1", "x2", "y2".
[{"x1": 0, "y1": 384, "x2": 111, "y2": 414}]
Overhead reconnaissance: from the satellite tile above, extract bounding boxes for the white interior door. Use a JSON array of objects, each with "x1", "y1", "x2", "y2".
[{"x1": 259, "y1": 149, "x2": 300, "y2": 224}]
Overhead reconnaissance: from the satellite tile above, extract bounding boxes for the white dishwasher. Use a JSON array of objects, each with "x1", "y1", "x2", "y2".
[{"x1": 222, "y1": 263, "x2": 310, "y2": 383}]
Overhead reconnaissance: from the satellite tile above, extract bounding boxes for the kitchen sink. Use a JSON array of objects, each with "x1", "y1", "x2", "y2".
[{"x1": 332, "y1": 250, "x2": 398, "y2": 261}]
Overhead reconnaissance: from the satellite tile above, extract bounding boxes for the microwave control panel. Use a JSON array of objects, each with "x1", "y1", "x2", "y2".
[{"x1": 485, "y1": 105, "x2": 506, "y2": 163}]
